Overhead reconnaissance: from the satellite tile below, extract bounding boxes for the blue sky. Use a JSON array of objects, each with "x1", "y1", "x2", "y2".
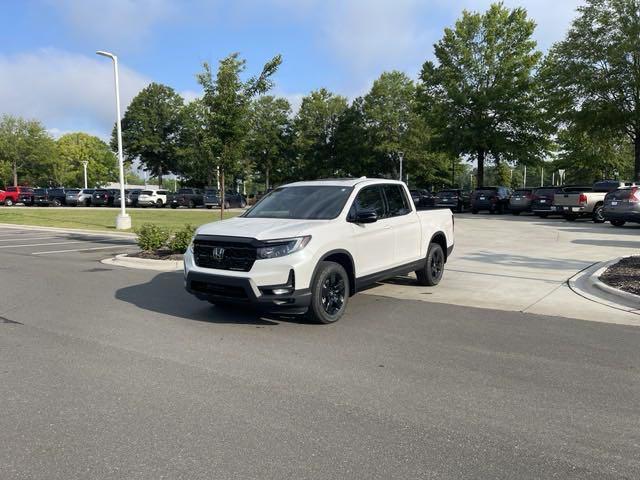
[{"x1": 0, "y1": 0, "x2": 583, "y2": 140}]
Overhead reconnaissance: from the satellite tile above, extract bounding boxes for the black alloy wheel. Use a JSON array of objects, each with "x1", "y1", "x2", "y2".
[
  {"x1": 416, "y1": 242, "x2": 445, "y2": 286},
  {"x1": 307, "y1": 261, "x2": 349, "y2": 324}
]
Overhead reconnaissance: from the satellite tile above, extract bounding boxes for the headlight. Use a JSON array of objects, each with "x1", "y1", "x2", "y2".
[{"x1": 257, "y1": 236, "x2": 311, "y2": 259}]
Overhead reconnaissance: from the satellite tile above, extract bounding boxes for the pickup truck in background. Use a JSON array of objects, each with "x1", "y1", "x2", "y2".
[
  {"x1": 184, "y1": 178, "x2": 454, "y2": 324},
  {"x1": 553, "y1": 180, "x2": 634, "y2": 223},
  {"x1": 1, "y1": 186, "x2": 30, "y2": 206},
  {"x1": 170, "y1": 188, "x2": 204, "y2": 209}
]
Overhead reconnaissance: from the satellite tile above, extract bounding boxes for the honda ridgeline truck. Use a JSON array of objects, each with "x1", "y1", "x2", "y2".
[{"x1": 184, "y1": 178, "x2": 454, "y2": 323}]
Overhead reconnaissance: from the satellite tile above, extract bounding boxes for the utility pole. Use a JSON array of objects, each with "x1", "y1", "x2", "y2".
[
  {"x1": 398, "y1": 151, "x2": 404, "y2": 182},
  {"x1": 541, "y1": 166, "x2": 544, "y2": 187},
  {"x1": 523, "y1": 165, "x2": 527, "y2": 188},
  {"x1": 81, "y1": 161, "x2": 88, "y2": 189}
]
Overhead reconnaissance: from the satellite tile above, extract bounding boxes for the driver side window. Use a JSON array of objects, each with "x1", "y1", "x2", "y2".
[{"x1": 349, "y1": 186, "x2": 386, "y2": 220}]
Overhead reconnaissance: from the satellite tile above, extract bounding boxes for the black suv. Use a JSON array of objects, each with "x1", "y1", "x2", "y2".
[
  {"x1": 34, "y1": 188, "x2": 67, "y2": 207},
  {"x1": 433, "y1": 189, "x2": 471, "y2": 213},
  {"x1": 92, "y1": 189, "x2": 118, "y2": 207},
  {"x1": 471, "y1": 186, "x2": 512, "y2": 214}
]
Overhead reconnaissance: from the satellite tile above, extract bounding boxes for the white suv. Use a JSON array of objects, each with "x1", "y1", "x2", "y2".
[
  {"x1": 184, "y1": 178, "x2": 454, "y2": 323},
  {"x1": 137, "y1": 189, "x2": 169, "y2": 208}
]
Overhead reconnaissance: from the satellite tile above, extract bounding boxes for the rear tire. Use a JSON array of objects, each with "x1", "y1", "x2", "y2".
[
  {"x1": 564, "y1": 215, "x2": 576, "y2": 222},
  {"x1": 611, "y1": 219, "x2": 626, "y2": 227},
  {"x1": 415, "y1": 243, "x2": 445, "y2": 287},
  {"x1": 156, "y1": 199, "x2": 163, "y2": 208},
  {"x1": 592, "y1": 204, "x2": 605, "y2": 223},
  {"x1": 511, "y1": 210, "x2": 521, "y2": 216},
  {"x1": 52, "y1": 199, "x2": 62, "y2": 207},
  {"x1": 171, "y1": 204, "x2": 177, "y2": 209},
  {"x1": 188, "y1": 200, "x2": 196, "y2": 209},
  {"x1": 306, "y1": 261, "x2": 349, "y2": 324},
  {"x1": 5, "y1": 199, "x2": 13, "y2": 206}
]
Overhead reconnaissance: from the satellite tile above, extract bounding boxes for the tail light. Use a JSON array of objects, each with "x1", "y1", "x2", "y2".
[
  {"x1": 630, "y1": 187, "x2": 639, "y2": 203},
  {"x1": 578, "y1": 193, "x2": 588, "y2": 205}
]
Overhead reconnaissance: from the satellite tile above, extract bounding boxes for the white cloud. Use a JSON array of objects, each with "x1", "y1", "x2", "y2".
[
  {"x1": 0, "y1": 48, "x2": 150, "y2": 137},
  {"x1": 49, "y1": 0, "x2": 178, "y2": 48}
]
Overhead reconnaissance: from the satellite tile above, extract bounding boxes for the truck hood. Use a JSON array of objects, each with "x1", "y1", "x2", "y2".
[{"x1": 196, "y1": 217, "x2": 328, "y2": 240}]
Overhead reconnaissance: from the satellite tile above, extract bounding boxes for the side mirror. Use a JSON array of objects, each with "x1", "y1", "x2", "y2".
[{"x1": 355, "y1": 210, "x2": 378, "y2": 224}]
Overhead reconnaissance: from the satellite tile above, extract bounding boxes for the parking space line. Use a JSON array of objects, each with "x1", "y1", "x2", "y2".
[
  {"x1": 32, "y1": 245, "x2": 135, "y2": 255},
  {"x1": 0, "y1": 236, "x2": 60, "y2": 242},
  {"x1": 0, "y1": 241, "x2": 85, "y2": 249}
]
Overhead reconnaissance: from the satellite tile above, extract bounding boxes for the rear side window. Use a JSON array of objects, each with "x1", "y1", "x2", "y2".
[
  {"x1": 609, "y1": 189, "x2": 632, "y2": 200},
  {"x1": 383, "y1": 185, "x2": 411, "y2": 217},
  {"x1": 353, "y1": 186, "x2": 385, "y2": 217},
  {"x1": 7, "y1": 187, "x2": 17, "y2": 192}
]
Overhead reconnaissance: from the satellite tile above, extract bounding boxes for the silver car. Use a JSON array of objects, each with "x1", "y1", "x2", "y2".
[
  {"x1": 603, "y1": 186, "x2": 640, "y2": 227},
  {"x1": 65, "y1": 189, "x2": 94, "y2": 206}
]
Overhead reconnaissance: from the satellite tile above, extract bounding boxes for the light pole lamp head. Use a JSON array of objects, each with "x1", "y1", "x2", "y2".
[{"x1": 96, "y1": 50, "x2": 116, "y2": 60}]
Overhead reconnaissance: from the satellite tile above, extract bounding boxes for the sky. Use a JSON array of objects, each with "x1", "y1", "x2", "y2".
[{"x1": 0, "y1": 0, "x2": 584, "y2": 141}]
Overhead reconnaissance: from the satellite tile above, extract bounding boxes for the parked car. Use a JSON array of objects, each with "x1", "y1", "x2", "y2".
[
  {"x1": 65, "y1": 188, "x2": 94, "y2": 206},
  {"x1": 170, "y1": 188, "x2": 204, "y2": 209},
  {"x1": 16, "y1": 187, "x2": 35, "y2": 205},
  {"x1": 603, "y1": 186, "x2": 640, "y2": 227},
  {"x1": 91, "y1": 189, "x2": 118, "y2": 207},
  {"x1": 470, "y1": 186, "x2": 512, "y2": 214},
  {"x1": 409, "y1": 189, "x2": 432, "y2": 206},
  {"x1": 185, "y1": 178, "x2": 454, "y2": 324},
  {"x1": 1, "y1": 186, "x2": 31, "y2": 206},
  {"x1": 114, "y1": 189, "x2": 143, "y2": 207},
  {"x1": 203, "y1": 188, "x2": 247, "y2": 209},
  {"x1": 136, "y1": 189, "x2": 170, "y2": 208},
  {"x1": 34, "y1": 188, "x2": 67, "y2": 206},
  {"x1": 432, "y1": 189, "x2": 470, "y2": 213},
  {"x1": 553, "y1": 180, "x2": 633, "y2": 223},
  {"x1": 509, "y1": 188, "x2": 534, "y2": 215}
]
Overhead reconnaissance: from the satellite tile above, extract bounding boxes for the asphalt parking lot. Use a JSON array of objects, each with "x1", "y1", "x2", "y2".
[{"x1": 1, "y1": 216, "x2": 639, "y2": 479}]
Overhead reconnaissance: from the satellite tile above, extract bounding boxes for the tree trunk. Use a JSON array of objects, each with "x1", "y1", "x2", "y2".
[
  {"x1": 220, "y1": 169, "x2": 225, "y2": 221},
  {"x1": 477, "y1": 149, "x2": 485, "y2": 187},
  {"x1": 266, "y1": 164, "x2": 270, "y2": 191},
  {"x1": 635, "y1": 131, "x2": 640, "y2": 182},
  {"x1": 12, "y1": 160, "x2": 18, "y2": 187}
]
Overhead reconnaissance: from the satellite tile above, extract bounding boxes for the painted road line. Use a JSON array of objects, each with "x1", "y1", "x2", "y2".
[
  {"x1": 0, "y1": 241, "x2": 85, "y2": 249},
  {"x1": 0, "y1": 236, "x2": 61, "y2": 242},
  {"x1": 32, "y1": 245, "x2": 136, "y2": 255}
]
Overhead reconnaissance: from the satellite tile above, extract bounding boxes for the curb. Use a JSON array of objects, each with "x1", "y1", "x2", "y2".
[
  {"x1": 101, "y1": 253, "x2": 183, "y2": 272},
  {"x1": 590, "y1": 258, "x2": 640, "y2": 306},
  {"x1": 0, "y1": 223, "x2": 137, "y2": 239}
]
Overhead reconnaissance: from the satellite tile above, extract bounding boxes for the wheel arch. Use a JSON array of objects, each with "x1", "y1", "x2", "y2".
[
  {"x1": 429, "y1": 231, "x2": 449, "y2": 262},
  {"x1": 316, "y1": 249, "x2": 356, "y2": 296}
]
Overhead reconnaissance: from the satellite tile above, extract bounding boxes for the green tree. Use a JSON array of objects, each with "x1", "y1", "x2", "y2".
[
  {"x1": 56, "y1": 133, "x2": 117, "y2": 187},
  {"x1": 197, "y1": 52, "x2": 282, "y2": 217},
  {"x1": 293, "y1": 88, "x2": 348, "y2": 179},
  {"x1": 362, "y1": 71, "x2": 416, "y2": 177},
  {"x1": 542, "y1": 0, "x2": 640, "y2": 181},
  {"x1": 247, "y1": 95, "x2": 292, "y2": 190},
  {"x1": 117, "y1": 82, "x2": 184, "y2": 186},
  {"x1": 175, "y1": 99, "x2": 214, "y2": 187},
  {"x1": 334, "y1": 97, "x2": 373, "y2": 177},
  {"x1": 0, "y1": 115, "x2": 56, "y2": 186},
  {"x1": 417, "y1": 3, "x2": 549, "y2": 186}
]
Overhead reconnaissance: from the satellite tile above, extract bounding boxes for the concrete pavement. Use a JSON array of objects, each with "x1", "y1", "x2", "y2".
[{"x1": 365, "y1": 214, "x2": 640, "y2": 325}]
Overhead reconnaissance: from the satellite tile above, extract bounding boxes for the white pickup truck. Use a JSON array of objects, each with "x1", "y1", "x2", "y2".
[{"x1": 184, "y1": 178, "x2": 454, "y2": 323}]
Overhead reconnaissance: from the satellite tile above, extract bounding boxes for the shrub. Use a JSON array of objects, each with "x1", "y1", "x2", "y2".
[
  {"x1": 136, "y1": 223, "x2": 170, "y2": 251},
  {"x1": 168, "y1": 224, "x2": 196, "y2": 253}
]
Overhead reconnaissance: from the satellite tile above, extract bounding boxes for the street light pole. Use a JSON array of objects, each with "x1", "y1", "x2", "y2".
[
  {"x1": 398, "y1": 151, "x2": 404, "y2": 182},
  {"x1": 96, "y1": 50, "x2": 131, "y2": 230},
  {"x1": 81, "y1": 161, "x2": 88, "y2": 189}
]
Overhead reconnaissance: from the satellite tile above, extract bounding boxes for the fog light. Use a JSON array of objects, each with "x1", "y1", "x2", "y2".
[{"x1": 272, "y1": 288, "x2": 293, "y2": 295}]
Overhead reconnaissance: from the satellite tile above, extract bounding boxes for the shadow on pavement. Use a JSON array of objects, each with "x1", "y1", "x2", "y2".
[
  {"x1": 114, "y1": 271, "x2": 310, "y2": 326},
  {"x1": 572, "y1": 239, "x2": 640, "y2": 249},
  {"x1": 461, "y1": 250, "x2": 592, "y2": 270}
]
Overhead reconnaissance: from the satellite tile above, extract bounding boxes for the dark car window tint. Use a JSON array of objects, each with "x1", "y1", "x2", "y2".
[
  {"x1": 354, "y1": 186, "x2": 385, "y2": 217},
  {"x1": 609, "y1": 189, "x2": 632, "y2": 200},
  {"x1": 384, "y1": 185, "x2": 411, "y2": 217}
]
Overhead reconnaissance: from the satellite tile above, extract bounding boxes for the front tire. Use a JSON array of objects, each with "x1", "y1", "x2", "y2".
[
  {"x1": 5, "y1": 199, "x2": 13, "y2": 206},
  {"x1": 156, "y1": 199, "x2": 164, "y2": 208},
  {"x1": 52, "y1": 199, "x2": 62, "y2": 207},
  {"x1": 415, "y1": 242, "x2": 445, "y2": 286},
  {"x1": 307, "y1": 261, "x2": 349, "y2": 324},
  {"x1": 611, "y1": 219, "x2": 626, "y2": 227},
  {"x1": 471, "y1": 209, "x2": 479, "y2": 214}
]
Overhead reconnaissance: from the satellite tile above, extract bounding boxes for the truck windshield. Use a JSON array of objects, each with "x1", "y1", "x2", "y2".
[{"x1": 245, "y1": 186, "x2": 353, "y2": 220}]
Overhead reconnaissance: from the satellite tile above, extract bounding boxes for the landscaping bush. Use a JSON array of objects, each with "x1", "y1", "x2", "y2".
[
  {"x1": 136, "y1": 223, "x2": 171, "y2": 251},
  {"x1": 168, "y1": 224, "x2": 196, "y2": 254}
]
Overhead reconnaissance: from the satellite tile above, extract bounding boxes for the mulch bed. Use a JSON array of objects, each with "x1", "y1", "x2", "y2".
[
  {"x1": 600, "y1": 256, "x2": 640, "y2": 296},
  {"x1": 128, "y1": 250, "x2": 184, "y2": 262}
]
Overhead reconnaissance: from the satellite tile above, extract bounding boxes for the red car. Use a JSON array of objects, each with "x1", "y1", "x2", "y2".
[{"x1": 1, "y1": 186, "x2": 30, "y2": 206}]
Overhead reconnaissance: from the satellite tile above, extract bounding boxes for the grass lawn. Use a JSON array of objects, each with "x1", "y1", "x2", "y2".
[{"x1": 0, "y1": 207, "x2": 239, "y2": 232}]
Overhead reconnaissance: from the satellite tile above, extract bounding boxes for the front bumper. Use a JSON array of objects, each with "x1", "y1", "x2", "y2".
[{"x1": 183, "y1": 246, "x2": 313, "y2": 313}]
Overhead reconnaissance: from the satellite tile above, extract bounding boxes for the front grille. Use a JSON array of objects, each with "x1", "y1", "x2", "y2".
[{"x1": 193, "y1": 239, "x2": 257, "y2": 272}]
